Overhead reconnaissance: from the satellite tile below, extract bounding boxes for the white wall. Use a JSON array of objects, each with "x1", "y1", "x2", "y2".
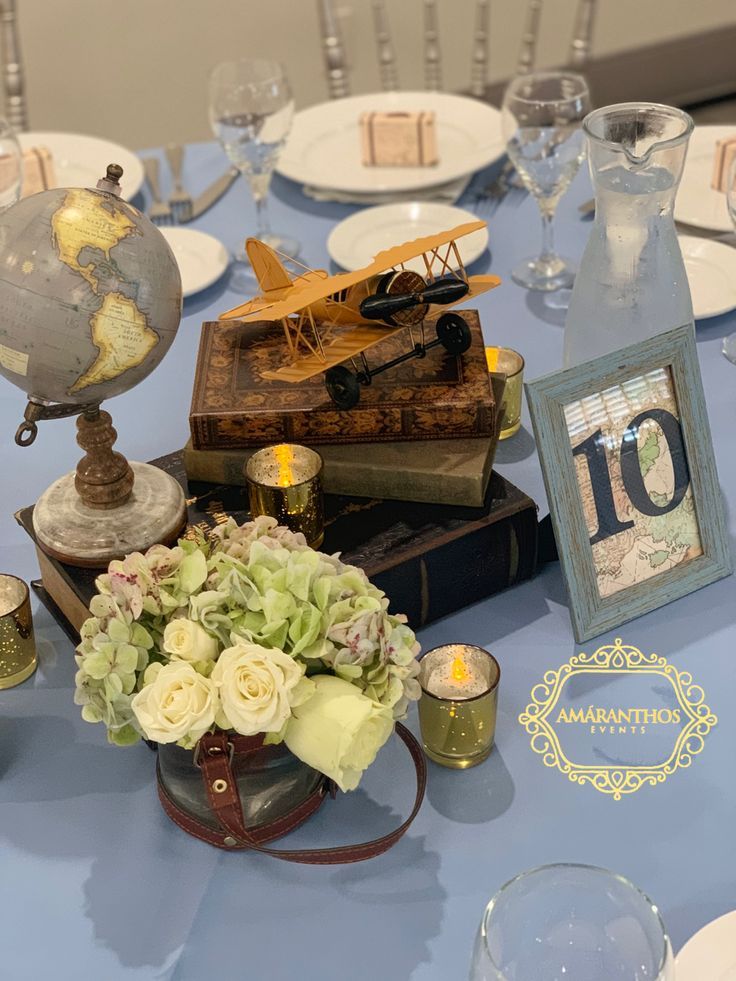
[{"x1": 12, "y1": 0, "x2": 736, "y2": 149}]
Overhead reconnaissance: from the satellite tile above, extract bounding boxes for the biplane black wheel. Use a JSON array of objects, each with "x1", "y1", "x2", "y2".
[
  {"x1": 325, "y1": 366, "x2": 360, "y2": 409},
  {"x1": 436, "y1": 313, "x2": 471, "y2": 354}
]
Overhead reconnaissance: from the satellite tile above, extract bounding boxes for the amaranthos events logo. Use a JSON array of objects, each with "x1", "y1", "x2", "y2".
[{"x1": 518, "y1": 638, "x2": 716, "y2": 799}]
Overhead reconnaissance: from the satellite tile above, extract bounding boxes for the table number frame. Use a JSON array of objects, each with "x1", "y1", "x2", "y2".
[{"x1": 526, "y1": 324, "x2": 732, "y2": 642}]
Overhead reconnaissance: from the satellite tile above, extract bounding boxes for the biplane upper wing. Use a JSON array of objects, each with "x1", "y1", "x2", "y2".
[{"x1": 219, "y1": 220, "x2": 488, "y2": 322}]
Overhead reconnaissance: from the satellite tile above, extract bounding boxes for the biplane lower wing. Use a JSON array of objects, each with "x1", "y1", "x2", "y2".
[{"x1": 261, "y1": 324, "x2": 403, "y2": 383}]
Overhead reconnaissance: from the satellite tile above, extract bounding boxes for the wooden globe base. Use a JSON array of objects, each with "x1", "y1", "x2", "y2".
[{"x1": 33, "y1": 461, "x2": 187, "y2": 567}]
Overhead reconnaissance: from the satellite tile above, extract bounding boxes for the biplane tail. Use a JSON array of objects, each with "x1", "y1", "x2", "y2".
[{"x1": 245, "y1": 238, "x2": 293, "y2": 293}]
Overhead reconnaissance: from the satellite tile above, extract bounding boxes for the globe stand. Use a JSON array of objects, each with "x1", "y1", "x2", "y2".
[{"x1": 28, "y1": 406, "x2": 187, "y2": 568}]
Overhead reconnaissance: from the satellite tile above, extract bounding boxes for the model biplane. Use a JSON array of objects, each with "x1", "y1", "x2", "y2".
[{"x1": 219, "y1": 220, "x2": 500, "y2": 408}]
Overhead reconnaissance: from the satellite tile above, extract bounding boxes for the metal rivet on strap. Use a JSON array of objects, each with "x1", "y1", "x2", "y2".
[
  {"x1": 212, "y1": 778, "x2": 228, "y2": 794},
  {"x1": 223, "y1": 836, "x2": 237, "y2": 847}
]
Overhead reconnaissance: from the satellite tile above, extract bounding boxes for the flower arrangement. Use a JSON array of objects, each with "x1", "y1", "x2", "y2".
[{"x1": 74, "y1": 516, "x2": 421, "y2": 791}]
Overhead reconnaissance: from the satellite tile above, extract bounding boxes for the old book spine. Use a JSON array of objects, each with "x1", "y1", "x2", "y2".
[
  {"x1": 190, "y1": 402, "x2": 494, "y2": 450},
  {"x1": 183, "y1": 442, "x2": 491, "y2": 507},
  {"x1": 371, "y1": 504, "x2": 538, "y2": 628},
  {"x1": 34, "y1": 546, "x2": 91, "y2": 634}
]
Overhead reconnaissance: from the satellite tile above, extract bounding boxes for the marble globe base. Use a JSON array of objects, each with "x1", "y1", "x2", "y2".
[{"x1": 33, "y1": 462, "x2": 187, "y2": 567}]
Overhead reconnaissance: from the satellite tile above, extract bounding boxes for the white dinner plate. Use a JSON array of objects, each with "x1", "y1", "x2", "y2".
[
  {"x1": 17, "y1": 131, "x2": 145, "y2": 201},
  {"x1": 278, "y1": 91, "x2": 504, "y2": 195},
  {"x1": 675, "y1": 124, "x2": 734, "y2": 233},
  {"x1": 157, "y1": 227, "x2": 229, "y2": 298},
  {"x1": 327, "y1": 202, "x2": 489, "y2": 273},
  {"x1": 676, "y1": 910, "x2": 736, "y2": 980},
  {"x1": 679, "y1": 234, "x2": 736, "y2": 319}
]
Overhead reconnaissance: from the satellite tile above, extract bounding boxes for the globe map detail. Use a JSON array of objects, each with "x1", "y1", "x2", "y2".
[{"x1": 0, "y1": 182, "x2": 181, "y2": 406}]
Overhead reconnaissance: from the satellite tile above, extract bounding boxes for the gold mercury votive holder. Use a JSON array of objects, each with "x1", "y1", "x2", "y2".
[
  {"x1": 486, "y1": 346, "x2": 525, "y2": 439},
  {"x1": 417, "y1": 644, "x2": 500, "y2": 769},
  {"x1": 0, "y1": 574, "x2": 37, "y2": 689},
  {"x1": 245, "y1": 443, "x2": 325, "y2": 549}
]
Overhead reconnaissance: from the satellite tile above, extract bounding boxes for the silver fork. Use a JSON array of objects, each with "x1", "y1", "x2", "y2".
[
  {"x1": 476, "y1": 160, "x2": 526, "y2": 213},
  {"x1": 165, "y1": 143, "x2": 193, "y2": 223},
  {"x1": 143, "y1": 157, "x2": 172, "y2": 225}
]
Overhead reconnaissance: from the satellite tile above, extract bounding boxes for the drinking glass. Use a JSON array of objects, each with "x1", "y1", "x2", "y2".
[
  {"x1": 0, "y1": 118, "x2": 22, "y2": 210},
  {"x1": 208, "y1": 57, "x2": 298, "y2": 258},
  {"x1": 469, "y1": 864, "x2": 674, "y2": 981},
  {"x1": 722, "y1": 156, "x2": 736, "y2": 364},
  {"x1": 502, "y1": 72, "x2": 591, "y2": 291}
]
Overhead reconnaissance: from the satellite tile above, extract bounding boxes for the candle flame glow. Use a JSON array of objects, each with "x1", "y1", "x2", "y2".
[
  {"x1": 273, "y1": 444, "x2": 295, "y2": 488},
  {"x1": 451, "y1": 655, "x2": 469, "y2": 683}
]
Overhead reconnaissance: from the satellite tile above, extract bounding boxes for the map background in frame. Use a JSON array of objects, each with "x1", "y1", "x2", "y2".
[{"x1": 564, "y1": 365, "x2": 702, "y2": 598}]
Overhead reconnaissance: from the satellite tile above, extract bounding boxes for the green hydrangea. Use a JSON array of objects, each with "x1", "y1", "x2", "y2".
[{"x1": 75, "y1": 515, "x2": 421, "y2": 746}]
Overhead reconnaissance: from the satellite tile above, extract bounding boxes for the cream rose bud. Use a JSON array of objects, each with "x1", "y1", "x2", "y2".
[
  {"x1": 131, "y1": 661, "x2": 218, "y2": 744},
  {"x1": 211, "y1": 642, "x2": 311, "y2": 736},
  {"x1": 163, "y1": 619, "x2": 218, "y2": 663},
  {"x1": 284, "y1": 675, "x2": 394, "y2": 792}
]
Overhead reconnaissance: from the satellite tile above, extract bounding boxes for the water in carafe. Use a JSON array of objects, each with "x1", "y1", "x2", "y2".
[{"x1": 563, "y1": 104, "x2": 694, "y2": 367}]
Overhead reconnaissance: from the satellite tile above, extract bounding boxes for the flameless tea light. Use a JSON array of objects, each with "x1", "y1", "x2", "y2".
[
  {"x1": 486, "y1": 346, "x2": 525, "y2": 440},
  {"x1": 245, "y1": 443, "x2": 325, "y2": 548},
  {"x1": 417, "y1": 644, "x2": 500, "y2": 768},
  {"x1": 0, "y1": 574, "x2": 37, "y2": 689}
]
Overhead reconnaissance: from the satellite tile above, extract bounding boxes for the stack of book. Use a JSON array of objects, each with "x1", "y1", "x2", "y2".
[
  {"x1": 188, "y1": 310, "x2": 500, "y2": 508},
  {"x1": 18, "y1": 311, "x2": 539, "y2": 638},
  {"x1": 183, "y1": 310, "x2": 539, "y2": 625}
]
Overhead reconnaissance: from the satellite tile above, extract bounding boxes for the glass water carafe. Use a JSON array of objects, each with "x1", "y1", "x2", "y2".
[{"x1": 563, "y1": 103, "x2": 694, "y2": 368}]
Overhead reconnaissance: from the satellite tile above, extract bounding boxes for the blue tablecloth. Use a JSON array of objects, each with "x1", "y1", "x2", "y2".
[{"x1": 1, "y1": 143, "x2": 735, "y2": 981}]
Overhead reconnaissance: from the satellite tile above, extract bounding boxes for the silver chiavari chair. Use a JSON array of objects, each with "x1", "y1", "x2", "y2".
[
  {"x1": 318, "y1": 0, "x2": 495, "y2": 101},
  {"x1": 0, "y1": 0, "x2": 27, "y2": 131},
  {"x1": 470, "y1": 0, "x2": 490, "y2": 99},
  {"x1": 372, "y1": 0, "x2": 399, "y2": 91},
  {"x1": 516, "y1": 0, "x2": 544, "y2": 76},
  {"x1": 568, "y1": 0, "x2": 598, "y2": 69},
  {"x1": 315, "y1": 0, "x2": 595, "y2": 103},
  {"x1": 316, "y1": 0, "x2": 350, "y2": 100},
  {"x1": 516, "y1": 0, "x2": 599, "y2": 77},
  {"x1": 422, "y1": 0, "x2": 442, "y2": 92}
]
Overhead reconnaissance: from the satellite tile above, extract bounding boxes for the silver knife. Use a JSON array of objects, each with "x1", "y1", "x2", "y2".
[{"x1": 189, "y1": 167, "x2": 239, "y2": 220}]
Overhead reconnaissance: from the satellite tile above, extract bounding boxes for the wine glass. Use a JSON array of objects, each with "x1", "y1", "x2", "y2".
[
  {"x1": 721, "y1": 156, "x2": 736, "y2": 364},
  {"x1": 502, "y1": 71, "x2": 591, "y2": 292},
  {"x1": 0, "y1": 118, "x2": 22, "y2": 210},
  {"x1": 208, "y1": 57, "x2": 298, "y2": 260},
  {"x1": 469, "y1": 864, "x2": 675, "y2": 981}
]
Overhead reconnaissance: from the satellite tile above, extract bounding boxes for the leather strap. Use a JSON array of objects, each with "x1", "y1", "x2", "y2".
[{"x1": 157, "y1": 723, "x2": 426, "y2": 864}]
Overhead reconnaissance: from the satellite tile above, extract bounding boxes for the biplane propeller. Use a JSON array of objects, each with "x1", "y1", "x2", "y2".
[{"x1": 219, "y1": 220, "x2": 500, "y2": 409}]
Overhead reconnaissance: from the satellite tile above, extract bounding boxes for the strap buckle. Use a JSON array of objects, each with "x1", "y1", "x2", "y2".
[{"x1": 193, "y1": 738, "x2": 235, "y2": 769}]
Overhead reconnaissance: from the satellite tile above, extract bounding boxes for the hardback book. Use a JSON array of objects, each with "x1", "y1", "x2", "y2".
[
  {"x1": 189, "y1": 309, "x2": 495, "y2": 450},
  {"x1": 16, "y1": 450, "x2": 538, "y2": 640},
  {"x1": 183, "y1": 435, "x2": 496, "y2": 507},
  {"x1": 185, "y1": 373, "x2": 506, "y2": 507}
]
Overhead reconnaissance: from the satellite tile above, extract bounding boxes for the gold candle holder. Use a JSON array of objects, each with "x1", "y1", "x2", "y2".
[
  {"x1": 245, "y1": 443, "x2": 325, "y2": 548},
  {"x1": 417, "y1": 644, "x2": 500, "y2": 768},
  {"x1": 0, "y1": 574, "x2": 37, "y2": 689},
  {"x1": 486, "y1": 346, "x2": 525, "y2": 439}
]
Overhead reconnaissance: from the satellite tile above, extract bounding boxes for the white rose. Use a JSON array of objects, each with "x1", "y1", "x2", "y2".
[
  {"x1": 211, "y1": 642, "x2": 311, "y2": 736},
  {"x1": 131, "y1": 661, "x2": 218, "y2": 744},
  {"x1": 163, "y1": 619, "x2": 218, "y2": 663},
  {"x1": 284, "y1": 675, "x2": 393, "y2": 792}
]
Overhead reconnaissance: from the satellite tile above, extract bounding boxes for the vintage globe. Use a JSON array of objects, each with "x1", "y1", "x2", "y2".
[
  {"x1": 0, "y1": 165, "x2": 187, "y2": 567},
  {"x1": 0, "y1": 169, "x2": 181, "y2": 406}
]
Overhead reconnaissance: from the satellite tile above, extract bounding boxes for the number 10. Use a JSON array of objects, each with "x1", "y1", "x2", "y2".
[{"x1": 572, "y1": 408, "x2": 690, "y2": 546}]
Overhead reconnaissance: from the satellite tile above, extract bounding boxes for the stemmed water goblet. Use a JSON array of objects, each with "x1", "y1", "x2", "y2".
[
  {"x1": 721, "y1": 156, "x2": 736, "y2": 364},
  {"x1": 469, "y1": 864, "x2": 675, "y2": 981},
  {"x1": 208, "y1": 57, "x2": 298, "y2": 263},
  {"x1": 502, "y1": 71, "x2": 591, "y2": 293}
]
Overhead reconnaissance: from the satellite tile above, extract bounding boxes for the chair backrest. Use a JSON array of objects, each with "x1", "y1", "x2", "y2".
[
  {"x1": 0, "y1": 0, "x2": 27, "y2": 131},
  {"x1": 316, "y1": 0, "x2": 599, "y2": 101},
  {"x1": 517, "y1": 0, "x2": 599, "y2": 76}
]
